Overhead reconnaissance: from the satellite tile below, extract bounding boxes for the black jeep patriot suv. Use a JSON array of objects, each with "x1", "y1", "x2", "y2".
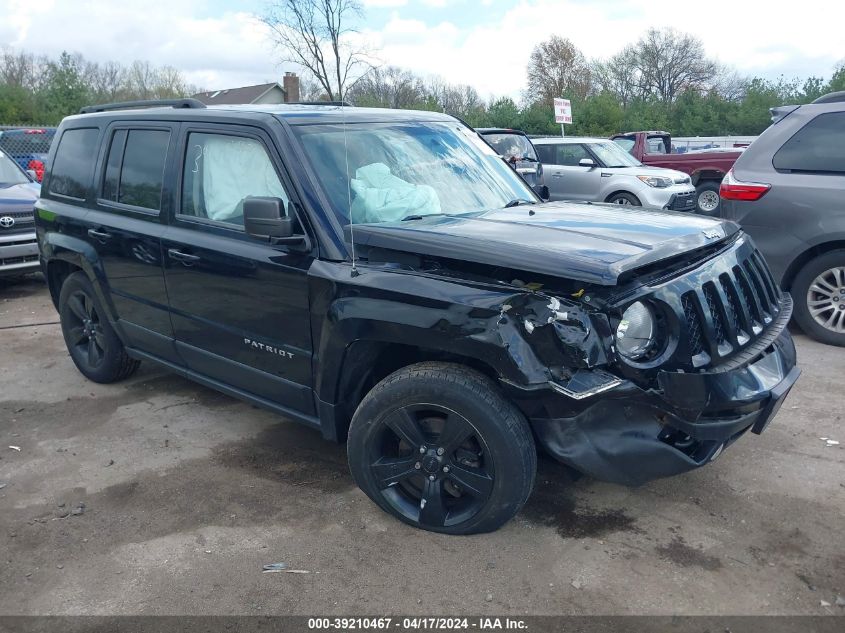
[{"x1": 36, "y1": 99, "x2": 800, "y2": 534}]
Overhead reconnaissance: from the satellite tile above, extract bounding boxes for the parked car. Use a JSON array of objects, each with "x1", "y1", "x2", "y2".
[
  {"x1": 0, "y1": 127, "x2": 56, "y2": 182},
  {"x1": 532, "y1": 137, "x2": 696, "y2": 210},
  {"x1": 476, "y1": 128, "x2": 543, "y2": 187},
  {"x1": 719, "y1": 91, "x2": 845, "y2": 347},
  {"x1": 0, "y1": 149, "x2": 41, "y2": 278},
  {"x1": 611, "y1": 130, "x2": 743, "y2": 214},
  {"x1": 36, "y1": 99, "x2": 798, "y2": 534}
]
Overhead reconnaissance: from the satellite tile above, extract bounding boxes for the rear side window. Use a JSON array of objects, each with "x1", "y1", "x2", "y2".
[
  {"x1": 49, "y1": 128, "x2": 99, "y2": 199},
  {"x1": 773, "y1": 112, "x2": 845, "y2": 174},
  {"x1": 101, "y1": 129, "x2": 170, "y2": 211}
]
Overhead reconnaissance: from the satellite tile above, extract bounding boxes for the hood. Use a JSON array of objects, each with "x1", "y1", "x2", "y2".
[
  {"x1": 628, "y1": 165, "x2": 690, "y2": 182},
  {"x1": 0, "y1": 182, "x2": 39, "y2": 209},
  {"x1": 346, "y1": 201, "x2": 740, "y2": 285}
]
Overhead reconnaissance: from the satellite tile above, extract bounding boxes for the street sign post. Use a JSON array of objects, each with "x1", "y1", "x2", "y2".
[{"x1": 553, "y1": 98, "x2": 572, "y2": 137}]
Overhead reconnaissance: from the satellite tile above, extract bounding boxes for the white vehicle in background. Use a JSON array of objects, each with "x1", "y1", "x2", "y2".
[{"x1": 532, "y1": 137, "x2": 697, "y2": 211}]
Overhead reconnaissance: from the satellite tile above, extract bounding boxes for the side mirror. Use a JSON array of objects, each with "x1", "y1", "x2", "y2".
[
  {"x1": 579, "y1": 158, "x2": 596, "y2": 168},
  {"x1": 534, "y1": 184, "x2": 550, "y2": 201},
  {"x1": 243, "y1": 197, "x2": 308, "y2": 247},
  {"x1": 26, "y1": 169, "x2": 37, "y2": 180}
]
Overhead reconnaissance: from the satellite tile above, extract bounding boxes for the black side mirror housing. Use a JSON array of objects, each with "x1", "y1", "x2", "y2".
[
  {"x1": 244, "y1": 197, "x2": 292, "y2": 239},
  {"x1": 534, "y1": 184, "x2": 550, "y2": 201}
]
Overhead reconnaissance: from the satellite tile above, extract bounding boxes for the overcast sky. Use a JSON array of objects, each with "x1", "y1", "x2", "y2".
[{"x1": 2, "y1": 0, "x2": 843, "y2": 99}]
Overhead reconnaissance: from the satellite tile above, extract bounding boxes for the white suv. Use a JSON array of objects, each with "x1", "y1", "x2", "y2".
[{"x1": 533, "y1": 137, "x2": 696, "y2": 211}]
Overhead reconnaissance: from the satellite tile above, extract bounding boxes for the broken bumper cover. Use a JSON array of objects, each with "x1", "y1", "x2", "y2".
[{"x1": 525, "y1": 327, "x2": 799, "y2": 486}]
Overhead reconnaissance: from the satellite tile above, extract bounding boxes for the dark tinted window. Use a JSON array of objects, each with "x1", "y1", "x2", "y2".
[
  {"x1": 102, "y1": 130, "x2": 127, "y2": 202},
  {"x1": 49, "y1": 128, "x2": 99, "y2": 199},
  {"x1": 534, "y1": 144, "x2": 556, "y2": 164},
  {"x1": 773, "y1": 112, "x2": 845, "y2": 173},
  {"x1": 556, "y1": 144, "x2": 589, "y2": 166},
  {"x1": 117, "y1": 130, "x2": 170, "y2": 210}
]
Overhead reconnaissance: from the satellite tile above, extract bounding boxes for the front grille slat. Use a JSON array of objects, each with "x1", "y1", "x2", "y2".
[
  {"x1": 675, "y1": 243, "x2": 783, "y2": 369},
  {"x1": 693, "y1": 287, "x2": 722, "y2": 358}
]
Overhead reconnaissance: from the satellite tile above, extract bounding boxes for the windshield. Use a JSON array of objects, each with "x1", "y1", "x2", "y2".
[
  {"x1": 294, "y1": 121, "x2": 537, "y2": 225},
  {"x1": 0, "y1": 152, "x2": 29, "y2": 186},
  {"x1": 612, "y1": 137, "x2": 636, "y2": 155},
  {"x1": 482, "y1": 133, "x2": 538, "y2": 161},
  {"x1": 587, "y1": 141, "x2": 641, "y2": 168}
]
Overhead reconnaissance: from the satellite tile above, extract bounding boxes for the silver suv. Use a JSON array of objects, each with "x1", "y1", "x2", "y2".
[
  {"x1": 719, "y1": 91, "x2": 845, "y2": 346},
  {"x1": 533, "y1": 137, "x2": 696, "y2": 210}
]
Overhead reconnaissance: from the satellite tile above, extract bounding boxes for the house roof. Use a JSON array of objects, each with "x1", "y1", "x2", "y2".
[{"x1": 191, "y1": 82, "x2": 284, "y2": 105}]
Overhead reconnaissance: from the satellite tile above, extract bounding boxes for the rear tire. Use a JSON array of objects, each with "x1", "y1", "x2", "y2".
[
  {"x1": 791, "y1": 250, "x2": 845, "y2": 347},
  {"x1": 606, "y1": 192, "x2": 641, "y2": 206},
  {"x1": 58, "y1": 272, "x2": 140, "y2": 382},
  {"x1": 347, "y1": 362, "x2": 536, "y2": 534},
  {"x1": 695, "y1": 181, "x2": 721, "y2": 215}
]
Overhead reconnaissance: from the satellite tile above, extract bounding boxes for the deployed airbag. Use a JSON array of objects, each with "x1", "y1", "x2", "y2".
[{"x1": 350, "y1": 162, "x2": 441, "y2": 223}]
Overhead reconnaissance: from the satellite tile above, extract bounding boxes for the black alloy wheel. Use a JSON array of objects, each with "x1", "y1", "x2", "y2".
[{"x1": 348, "y1": 362, "x2": 536, "y2": 534}]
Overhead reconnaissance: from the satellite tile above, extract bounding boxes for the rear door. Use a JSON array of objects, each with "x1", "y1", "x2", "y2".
[
  {"x1": 161, "y1": 124, "x2": 316, "y2": 416},
  {"x1": 82, "y1": 123, "x2": 180, "y2": 363}
]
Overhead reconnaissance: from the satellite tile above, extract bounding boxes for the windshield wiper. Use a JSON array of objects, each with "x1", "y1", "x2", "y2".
[{"x1": 504, "y1": 199, "x2": 534, "y2": 208}]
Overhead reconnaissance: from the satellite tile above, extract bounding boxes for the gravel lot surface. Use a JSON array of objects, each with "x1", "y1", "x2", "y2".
[{"x1": 1, "y1": 276, "x2": 843, "y2": 615}]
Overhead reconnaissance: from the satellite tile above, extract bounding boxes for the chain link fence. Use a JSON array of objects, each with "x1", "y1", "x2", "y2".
[{"x1": 0, "y1": 125, "x2": 57, "y2": 182}]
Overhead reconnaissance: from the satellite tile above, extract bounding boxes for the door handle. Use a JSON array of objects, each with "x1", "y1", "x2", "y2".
[
  {"x1": 551, "y1": 173, "x2": 564, "y2": 178},
  {"x1": 167, "y1": 248, "x2": 201, "y2": 264},
  {"x1": 87, "y1": 228, "x2": 112, "y2": 241}
]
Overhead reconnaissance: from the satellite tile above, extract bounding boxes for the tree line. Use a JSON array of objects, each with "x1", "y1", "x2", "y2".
[
  {"x1": 3, "y1": 0, "x2": 843, "y2": 137},
  {"x1": 347, "y1": 30, "x2": 844, "y2": 137},
  {"x1": 0, "y1": 49, "x2": 201, "y2": 125}
]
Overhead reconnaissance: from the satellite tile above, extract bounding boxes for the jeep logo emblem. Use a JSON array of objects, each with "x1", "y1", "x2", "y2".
[{"x1": 0, "y1": 216, "x2": 14, "y2": 228}]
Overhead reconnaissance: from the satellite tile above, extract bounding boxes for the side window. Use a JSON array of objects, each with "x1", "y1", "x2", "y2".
[
  {"x1": 557, "y1": 144, "x2": 589, "y2": 166},
  {"x1": 534, "y1": 144, "x2": 556, "y2": 164},
  {"x1": 180, "y1": 132, "x2": 289, "y2": 227},
  {"x1": 773, "y1": 112, "x2": 845, "y2": 174},
  {"x1": 49, "y1": 128, "x2": 99, "y2": 199},
  {"x1": 646, "y1": 136, "x2": 669, "y2": 155},
  {"x1": 100, "y1": 128, "x2": 170, "y2": 211}
]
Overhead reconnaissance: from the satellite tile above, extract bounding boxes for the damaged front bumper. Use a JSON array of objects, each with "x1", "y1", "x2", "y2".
[{"x1": 517, "y1": 326, "x2": 800, "y2": 486}]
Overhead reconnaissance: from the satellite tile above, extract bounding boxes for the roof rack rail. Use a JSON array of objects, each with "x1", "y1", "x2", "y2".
[
  {"x1": 79, "y1": 98, "x2": 207, "y2": 114},
  {"x1": 812, "y1": 91, "x2": 845, "y2": 104},
  {"x1": 292, "y1": 100, "x2": 354, "y2": 107}
]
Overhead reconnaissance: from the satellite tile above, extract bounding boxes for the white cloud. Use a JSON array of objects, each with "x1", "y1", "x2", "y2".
[
  {"x1": 362, "y1": 0, "x2": 408, "y2": 7},
  {"x1": 0, "y1": 0, "x2": 287, "y2": 91},
  {"x1": 1, "y1": 0, "x2": 841, "y2": 102},
  {"x1": 365, "y1": 0, "x2": 845, "y2": 100}
]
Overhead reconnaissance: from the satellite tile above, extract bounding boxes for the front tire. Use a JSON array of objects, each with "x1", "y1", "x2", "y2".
[
  {"x1": 58, "y1": 272, "x2": 140, "y2": 382},
  {"x1": 606, "y1": 192, "x2": 641, "y2": 206},
  {"x1": 347, "y1": 362, "x2": 536, "y2": 534},
  {"x1": 791, "y1": 250, "x2": 845, "y2": 346},
  {"x1": 695, "y1": 181, "x2": 721, "y2": 215}
]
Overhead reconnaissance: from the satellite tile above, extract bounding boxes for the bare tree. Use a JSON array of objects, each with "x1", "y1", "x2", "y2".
[
  {"x1": 526, "y1": 36, "x2": 592, "y2": 104},
  {"x1": 424, "y1": 76, "x2": 483, "y2": 118},
  {"x1": 592, "y1": 48, "x2": 640, "y2": 107},
  {"x1": 633, "y1": 28, "x2": 719, "y2": 102},
  {"x1": 261, "y1": 0, "x2": 371, "y2": 101},
  {"x1": 349, "y1": 66, "x2": 426, "y2": 108},
  {"x1": 0, "y1": 48, "x2": 48, "y2": 91}
]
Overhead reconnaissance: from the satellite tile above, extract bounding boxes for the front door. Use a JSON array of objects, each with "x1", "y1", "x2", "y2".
[
  {"x1": 538, "y1": 143, "x2": 602, "y2": 201},
  {"x1": 161, "y1": 125, "x2": 315, "y2": 416}
]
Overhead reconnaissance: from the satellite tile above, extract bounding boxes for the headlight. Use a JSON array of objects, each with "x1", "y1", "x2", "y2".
[
  {"x1": 637, "y1": 175, "x2": 672, "y2": 188},
  {"x1": 615, "y1": 301, "x2": 656, "y2": 360}
]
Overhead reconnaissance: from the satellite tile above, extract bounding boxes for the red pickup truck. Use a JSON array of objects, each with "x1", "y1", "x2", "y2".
[{"x1": 611, "y1": 131, "x2": 743, "y2": 215}]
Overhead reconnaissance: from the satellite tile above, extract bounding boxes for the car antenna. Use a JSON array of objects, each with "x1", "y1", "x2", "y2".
[{"x1": 341, "y1": 88, "x2": 359, "y2": 277}]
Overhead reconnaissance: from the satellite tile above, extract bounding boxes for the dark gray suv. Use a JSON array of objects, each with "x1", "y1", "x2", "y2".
[{"x1": 719, "y1": 91, "x2": 845, "y2": 346}]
